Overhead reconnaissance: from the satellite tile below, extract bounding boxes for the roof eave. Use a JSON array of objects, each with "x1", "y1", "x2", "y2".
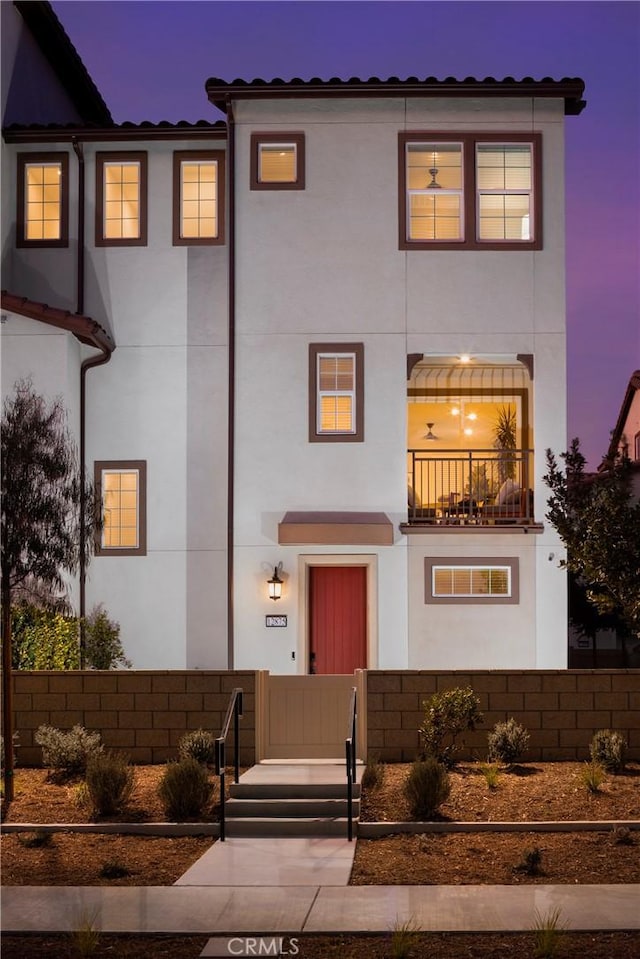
[
  {"x1": 2, "y1": 121, "x2": 227, "y2": 144},
  {"x1": 205, "y1": 76, "x2": 587, "y2": 116},
  {"x1": 1, "y1": 290, "x2": 115, "y2": 354}
]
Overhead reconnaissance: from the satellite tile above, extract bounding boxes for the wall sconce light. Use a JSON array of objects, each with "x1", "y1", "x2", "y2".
[{"x1": 267, "y1": 565, "x2": 283, "y2": 601}]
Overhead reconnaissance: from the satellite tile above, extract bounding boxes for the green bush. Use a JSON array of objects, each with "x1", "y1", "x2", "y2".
[
  {"x1": 84, "y1": 604, "x2": 131, "y2": 670},
  {"x1": 403, "y1": 758, "x2": 451, "y2": 819},
  {"x1": 158, "y1": 758, "x2": 213, "y2": 820},
  {"x1": 178, "y1": 728, "x2": 216, "y2": 765},
  {"x1": 84, "y1": 750, "x2": 135, "y2": 816},
  {"x1": 11, "y1": 604, "x2": 79, "y2": 670},
  {"x1": 35, "y1": 724, "x2": 102, "y2": 775},
  {"x1": 590, "y1": 729, "x2": 626, "y2": 773},
  {"x1": 419, "y1": 686, "x2": 483, "y2": 767},
  {"x1": 487, "y1": 717, "x2": 530, "y2": 766}
]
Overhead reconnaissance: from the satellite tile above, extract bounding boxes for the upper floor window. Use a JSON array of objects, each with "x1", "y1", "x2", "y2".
[
  {"x1": 95, "y1": 152, "x2": 147, "y2": 246},
  {"x1": 399, "y1": 133, "x2": 541, "y2": 251},
  {"x1": 309, "y1": 343, "x2": 364, "y2": 443},
  {"x1": 173, "y1": 151, "x2": 225, "y2": 245},
  {"x1": 251, "y1": 133, "x2": 305, "y2": 190},
  {"x1": 17, "y1": 152, "x2": 69, "y2": 247},
  {"x1": 95, "y1": 460, "x2": 147, "y2": 556}
]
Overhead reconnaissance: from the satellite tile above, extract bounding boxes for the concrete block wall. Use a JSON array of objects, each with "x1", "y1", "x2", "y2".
[
  {"x1": 11, "y1": 671, "x2": 256, "y2": 766},
  {"x1": 366, "y1": 670, "x2": 640, "y2": 762}
]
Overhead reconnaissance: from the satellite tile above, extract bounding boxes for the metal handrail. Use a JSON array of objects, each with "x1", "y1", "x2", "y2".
[
  {"x1": 345, "y1": 686, "x2": 357, "y2": 842},
  {"x1": 215, "y1": 687, "x2": 243, "y2": 842}
]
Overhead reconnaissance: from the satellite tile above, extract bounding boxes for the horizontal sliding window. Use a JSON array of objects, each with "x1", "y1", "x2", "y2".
[
  {"x1": 17, "y1": 152, "x2": 69, "y2": 247},
  {"x1": 399, "y1": 133, "x2": 541, "y2": 251},
  {"x1": 425, "y1": 557, "x2": 519, "y2": 604}
]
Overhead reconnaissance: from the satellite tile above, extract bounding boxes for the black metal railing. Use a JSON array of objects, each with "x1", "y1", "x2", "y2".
[
  {"x1": 215, "y1": 687, "x2": 243, "y2": 842},
  {"x1": 407, "y1": 448, "x2": 535, "y2": 525},
  {"x1": 345, "y1": 686, "x2": 357, "y2": 842}
]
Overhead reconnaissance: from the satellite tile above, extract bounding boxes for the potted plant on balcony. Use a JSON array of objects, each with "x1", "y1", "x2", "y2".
[{"x1": 493, "y1": 404, "x2": 517, "y2": 483}]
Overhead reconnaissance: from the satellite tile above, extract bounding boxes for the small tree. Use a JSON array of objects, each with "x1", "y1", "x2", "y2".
[
  {"x1": 84, "y1": 605, "x2": 130, "y2": 670},
  {"x1": 1, "y1": 381, "x2": 99, "y2": 798},
  {"x1": 419, "y1": 686, "x2": 483, "y2": 767},
  {"x1": 544, "y1": 440, "x2": 640, "y2": 663}
]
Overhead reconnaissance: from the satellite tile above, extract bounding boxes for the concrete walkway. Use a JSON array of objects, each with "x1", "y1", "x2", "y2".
[{"x1": 2, "y1": 764, "x2": 639, "y2": 937}]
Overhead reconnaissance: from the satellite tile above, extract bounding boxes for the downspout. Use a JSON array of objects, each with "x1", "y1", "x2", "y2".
[
  {"x1": 226, "y1": 98, "x2": 236, "y2": 668},
  {"x1": 73, "y1": 138, "x2": 112, "y2": 664}
]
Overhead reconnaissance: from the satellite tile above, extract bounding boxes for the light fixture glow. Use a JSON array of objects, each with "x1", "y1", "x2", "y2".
[
  {"x1": 267, "y1": 565, "x2": 283, "y2": 601},
  {"x1": 459, "y1": 354, "x2": 471, "y2": 364}
]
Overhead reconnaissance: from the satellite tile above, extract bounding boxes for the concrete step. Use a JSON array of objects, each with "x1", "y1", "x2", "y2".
[
  {"x1": 225, "y1": 817, "x2": 358, "y2": 838},
  {"x1": 229, "y1": 782, "x2": 360, "y2": 800},
  {"x1": 225, "y1": 798, "x2": 359, "y2": 818}
]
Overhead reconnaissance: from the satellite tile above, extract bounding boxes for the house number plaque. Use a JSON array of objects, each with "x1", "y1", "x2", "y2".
[{"x1": 266, "y1": 615, "x2": 287, "y2": 627}]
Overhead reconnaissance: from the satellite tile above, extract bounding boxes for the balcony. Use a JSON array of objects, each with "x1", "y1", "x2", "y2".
[{"x1": 406, "y1": 448, "x2": 536, "y2": 527}]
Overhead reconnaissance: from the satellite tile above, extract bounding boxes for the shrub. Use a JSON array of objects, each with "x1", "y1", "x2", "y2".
[
  {"x1": 158, "y1": 758, "x2": 213, "y2": 820},
  {"x1": 35, "y1": 724, "x2": 102, "y2": 775},
  {"x1": 590, "y1": 729, "x2": 626, "y2": 773},
  {"x1": 531, "y1": 906, "x2": 566, "y2": 958},
  {"x1": 579, "y1": 760, "x2": 605, "y2": 794},
  {"x1": 84, "y1": 604, "x2": 131, "y2": 670},
  {"x1": 84, "y1": 750, "x2": 135, "y2": 816},
  {"x1": 11, "y1": 604, "x2": 79, "y2": 670},
  {"x1": 17, "y1": 830, "x2": 53, "y2": 849},
  {"x1": 514, "y1": 845, "x2": 543, "y2": 876},
  {"x1": 487, "y1": 717, "x2": 530, "y2": 766},
  {"x1": 403, "y1": 758, "x2": 451, "y2": 820},
  {"x1": 178, "y1": 728, "x2": 216, "y2": 766},
  {"x1": 419, "y1": 686, "x2": 483, "y2": 767},
  {"x1": 361, "y1": 755, "x2": 385, "y2": 792},
  {"x1": 610, "y1": 826, "x2": 635, "y2": 846},
  {"x1": 99, "y1": 859, "x2": 132, "y2": 879},
  {"x1": 480, "y1": 762, "x2": 501, "y2": 790}
]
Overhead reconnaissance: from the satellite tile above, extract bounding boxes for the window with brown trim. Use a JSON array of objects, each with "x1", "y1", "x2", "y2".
[
  {"x1": 424, "y1": 557, "x2": 519, "y2": 604},
  {"x1": 399, "y1": 133, "x2": 542, "y2": 250},
  {"x1": 17, "y1": 152, "x2": 69, "y2": 247},
  {"x1": 309, "y1": 343, "x2": 364, "y2": 442},
  {"x1": 95, "y1": 461, "x2": 147, "y2": 556},
  {"x1": 173, "y1": 151, "x2": 225, "y2": 245},
  {"x1": 251, "y1": 133, "x2": 305, "y2": 190},
  {"x1": 95, "y1": 152, "x2": 147, "y2": 246}
]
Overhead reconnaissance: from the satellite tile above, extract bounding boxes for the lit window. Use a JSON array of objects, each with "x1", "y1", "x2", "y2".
[
  {"x1": 399, "y1": 133, "x2": 541, "y2": 250},
  {"x1": 425, "y1": 557, "x2": 518, "y2": 604},
  {"x1": 96, "y1": 153, "x2": 147, "y2": 246},
  {"x1": 95, "y1": 461, "x2": 146, "y2": 556},
  {"x1": 17, "y1": 153, "x2": 68, "y2": 247},
  {"x1": 173, "y1": 151, "x2": 225, "y2": 245},
  {"x1": 251, "y1": 133, "x2": 305, "y2": 190},
  {"x1": 309, "y1": 343, "x2": 364, "y2": 442}
]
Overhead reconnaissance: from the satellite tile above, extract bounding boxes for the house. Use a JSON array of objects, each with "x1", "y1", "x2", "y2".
[
  {"x1": 606, "y1": 369, "x2": 640, "y2": 495},
  {"x1": 1, "y1": 1, "x2": 586, "y2": 673}
]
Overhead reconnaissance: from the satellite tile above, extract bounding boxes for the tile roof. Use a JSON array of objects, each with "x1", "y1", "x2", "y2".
[
  {"x1": 2, "y1": 120, "x2": 227, "y2": 142},
  {"x1": 206, "y1": 75, "x2": 586, "y2": 115},
  {"x1": 1, "y1": 291, "x2": 115, "y2": 354}
]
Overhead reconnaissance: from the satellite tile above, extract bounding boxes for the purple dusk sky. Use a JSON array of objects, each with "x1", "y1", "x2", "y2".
[{"x1": 52, "y1": 0, "x2": 640, "y2": 469}]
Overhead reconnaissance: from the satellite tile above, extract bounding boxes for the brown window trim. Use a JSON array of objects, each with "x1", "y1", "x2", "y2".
[
  {"x1": 94, "y1": 460, "x2": 147, "y2": 557},
  {"x1": 250, "y1": 132, "x2": 306, "y2": 190},
  {"x1": 398, "y1": 132, "x2": 542, "y2": 251},
  {"x1": 424, "y1": 556, "x2": 519, "y2": 604},
  {"x1": 95, "y1": 151, "x2": 148, "y2": 247},
  {"x1": 308, "y1": 342, "x2": 364, "y2": 443},
  {"x1": 172, "y1": 150, "x2": 225, "y2": 246},
  {"x1": 17, "y1": 152, "x2": 69, "y2": 248}
]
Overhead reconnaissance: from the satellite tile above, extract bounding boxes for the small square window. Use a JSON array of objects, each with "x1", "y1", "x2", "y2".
[
  {"x1": 173, "y1": 151, "x2": 225, "y2": 245},
  {"x1": 251, "y1": 133, "x2": 305, "y2": 190},
  {"x1": 96, "y1": 152, "x2": 147, "y2": 247},
  {"x1": 95, "y1": 460, "x2": 147, "y2": 556},
  {"x1": 17, "y1": 152, "x2": 69, "y2": 248}
]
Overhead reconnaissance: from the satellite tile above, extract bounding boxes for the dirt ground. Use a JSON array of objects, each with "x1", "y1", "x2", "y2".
[{"x1": 2, "y1": 762, "x2": 639, "y2": 958}]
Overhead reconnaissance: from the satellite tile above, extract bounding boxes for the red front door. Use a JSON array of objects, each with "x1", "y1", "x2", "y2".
[{"x1": 309, "y1": 566, "x2": 367, "y2": 674}]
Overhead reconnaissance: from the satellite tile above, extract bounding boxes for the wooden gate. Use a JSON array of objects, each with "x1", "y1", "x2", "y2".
[{"x1": 256, "y1": 671, "x2": 367, "y2": 760}]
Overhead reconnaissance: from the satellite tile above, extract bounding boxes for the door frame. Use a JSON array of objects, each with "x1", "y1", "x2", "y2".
[{"x1": 297, "y1": 553, "x2": 378, "y2": 674}]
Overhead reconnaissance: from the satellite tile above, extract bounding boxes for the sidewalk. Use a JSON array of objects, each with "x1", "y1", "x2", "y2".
[{"x1": 2, "y1": 836, "x2": 639, "y2": 935}]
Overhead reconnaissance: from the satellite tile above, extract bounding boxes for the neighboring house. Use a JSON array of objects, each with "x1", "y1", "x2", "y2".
[
  {"x1": 1, "y1": 1, "x2": 586, "y2": 672},
  {"x1": 606, "y1": 369, "x2": 640, "y2": 495}
]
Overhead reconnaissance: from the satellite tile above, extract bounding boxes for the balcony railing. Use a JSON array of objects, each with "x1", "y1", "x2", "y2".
[{"x1": 407, "y1": 448, "x2": 535, "y2": 526}]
